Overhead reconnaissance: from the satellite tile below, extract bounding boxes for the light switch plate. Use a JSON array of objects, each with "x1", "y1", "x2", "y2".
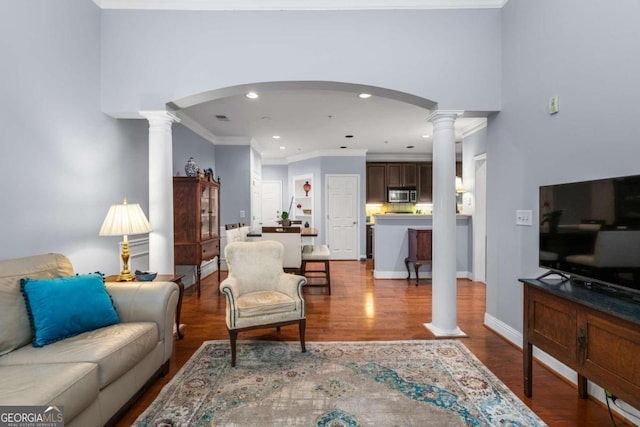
[
  {"x1": 549, "y1": 95, "x2": 559, "y2": 114},
  {"x1": 516, "y1": 210, "x2": 533, "y2": 226}
]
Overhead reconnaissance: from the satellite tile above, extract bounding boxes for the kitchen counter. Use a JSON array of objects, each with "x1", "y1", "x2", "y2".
[{"x1": 372, "y1": 214, "x2": 471, "y2": 279}]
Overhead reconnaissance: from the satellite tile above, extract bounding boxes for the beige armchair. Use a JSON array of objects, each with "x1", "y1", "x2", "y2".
[{"x1": 219, "y1": 240, "x2": 307, "y2": 366}]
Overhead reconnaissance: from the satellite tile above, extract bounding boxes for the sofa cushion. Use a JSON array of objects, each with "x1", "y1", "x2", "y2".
[
  {"x1": 0, "y1": 322, "x2": 158, "y2": 389},
  {"x1": 21, "y1": 274, "x2": 120, "y2": 347},
  {"x1": 0, "y1": 253, "x2": 75, "y2": 355},
  {"x1": 0, "y1": 363, "x2": 98, "y2": 422}
]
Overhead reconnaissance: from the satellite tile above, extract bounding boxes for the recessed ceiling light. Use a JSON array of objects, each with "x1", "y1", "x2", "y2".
[
  {"x1": 272, "y1": 135, "x2": 281, "y2": 139},
  {"x1": 340, "y1": 146, "x2": 347, "y2": 149},
  {"x1": 245, "y1": 92, "x2": 259, "y2": 99},
  {"x1": 421, "y1": 134, "x2": 430, "y2": 139},
  {"x1": 358, "y1": 93, "x2": 372, "y2": 99},
  {"x1": 406, "y1": 145, "x2": 415, "y2": 149},
  {"x1": 345, "y1": 135, "x2": 354, "y2": 138},
  {"x1": 279, "y1": 146, "x2": 286, "y2": 150}
]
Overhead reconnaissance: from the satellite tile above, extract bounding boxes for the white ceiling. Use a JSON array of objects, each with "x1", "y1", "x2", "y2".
[
  {"x1": 172, "y1": 83, "x2": 487, "y2": 162},
  {"x1": 95, "y1": 0, "x2": 494, "y2": 163}
]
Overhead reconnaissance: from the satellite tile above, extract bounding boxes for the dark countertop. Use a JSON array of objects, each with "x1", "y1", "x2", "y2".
[{"x1": 519, "y1": 278, "x2": 640, "y2": 325}]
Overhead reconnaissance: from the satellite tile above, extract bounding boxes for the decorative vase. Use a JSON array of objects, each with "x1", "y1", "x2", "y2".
[
  {"x1": 185, "y1": 157, "x2": 198, "y2": 177},
  {"x1": 282, "y1": 219, "x2": 291, "y2": 227},
  {"x1": 303, "y1": 181, "x2": 311, "y2": 196}
]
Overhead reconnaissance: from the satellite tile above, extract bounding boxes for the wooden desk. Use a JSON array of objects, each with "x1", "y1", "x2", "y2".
[
  {"x1": 520, "y1": 278, "x2": 640, "y2": 408},
  {"x1": 104, "y1": 274, "x2": 186, "y2": 340}
]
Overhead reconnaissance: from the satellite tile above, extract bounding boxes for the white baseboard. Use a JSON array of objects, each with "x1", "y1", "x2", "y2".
[
  {"x1": 373, "y1": 270, "x2": 470, "y2": 279},
  {"x1": 484, "y1": 312, "x2": 640, "y2": 425}
]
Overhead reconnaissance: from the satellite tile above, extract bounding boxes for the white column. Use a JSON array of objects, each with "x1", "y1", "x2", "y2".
[
  {"x1": 425, "y1": 110, "x2": 466, "y2": 337},
  {"x1": 140, "y1": 111, "x2": 180, "y2": 274}
]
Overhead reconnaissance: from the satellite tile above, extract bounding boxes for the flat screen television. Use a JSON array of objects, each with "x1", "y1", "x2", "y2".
[{"x1": 539, "y1": 174, "x2": 640, "y2": 296}]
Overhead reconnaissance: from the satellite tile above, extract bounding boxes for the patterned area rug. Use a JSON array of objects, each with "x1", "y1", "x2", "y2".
[{"x1": 134, "y1": 340, "x2": 546, "y2": 426}]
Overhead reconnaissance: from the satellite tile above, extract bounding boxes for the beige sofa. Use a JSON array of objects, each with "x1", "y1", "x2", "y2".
[{"x1": 0, "y1": 253, "x2": 179, "y2": 427}]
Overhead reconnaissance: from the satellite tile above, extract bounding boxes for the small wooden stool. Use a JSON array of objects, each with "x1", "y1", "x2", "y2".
[{"x1": 301, "y1": 245, "x2": 331, "y2": 294}]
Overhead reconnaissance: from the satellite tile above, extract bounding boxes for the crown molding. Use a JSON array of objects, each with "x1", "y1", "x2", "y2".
[
  {"x1": 259, "y1": 148, "x2": 368, "y2": 165},
  {"x1": 174, "y1": 112, "x2": 219, "y2": 145},
  {"x1": 460, "y1": 118, "x2": 487, "y2": 138},
  {"x1": 93, "y1": 0, "x2": 508, "y2": 11}
]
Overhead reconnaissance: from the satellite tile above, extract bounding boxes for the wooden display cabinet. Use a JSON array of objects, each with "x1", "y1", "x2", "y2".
[{"x1": 173, "y1": 174, "x2": 220, "y2": 298}]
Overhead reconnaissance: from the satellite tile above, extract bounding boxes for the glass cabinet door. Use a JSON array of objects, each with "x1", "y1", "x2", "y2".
[
  {"x1": 200, "y1": 185, "x2": 211, "y2": 239},
  {"x1": 210, "y1": 185, "x2": 219, "y2": 237}
]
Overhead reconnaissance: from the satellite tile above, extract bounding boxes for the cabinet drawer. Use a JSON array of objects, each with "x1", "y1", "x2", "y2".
[{"x1": 201, "y1": 239, "x2": 219, "y2": 261}]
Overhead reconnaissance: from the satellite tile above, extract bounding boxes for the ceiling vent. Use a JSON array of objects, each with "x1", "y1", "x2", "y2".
[{"x1": 215, "y1": 115, "x2": 230, "y2": 122}]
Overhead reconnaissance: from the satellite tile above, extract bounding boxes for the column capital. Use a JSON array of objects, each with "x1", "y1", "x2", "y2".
[
  {"x1": 139, "y1": 110, "x2": 181, "y2": 124},
  {"x1": 427, "y1": 110, "x2": 464, "y2": 123}
]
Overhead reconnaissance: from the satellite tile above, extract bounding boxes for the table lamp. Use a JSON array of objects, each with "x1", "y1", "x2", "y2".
[{"x1": 99, "y1": 198, "x2": 152, "y2": 281}]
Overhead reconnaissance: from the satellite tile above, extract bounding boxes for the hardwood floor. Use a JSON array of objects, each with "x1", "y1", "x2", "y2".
[{"x1": 117, "y1": 260, "x2": 630, "y2": 426}]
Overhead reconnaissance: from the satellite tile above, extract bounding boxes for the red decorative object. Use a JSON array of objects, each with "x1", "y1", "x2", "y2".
[{"x1": 303, "y1": 181, "x2": 311, "y2": 196}]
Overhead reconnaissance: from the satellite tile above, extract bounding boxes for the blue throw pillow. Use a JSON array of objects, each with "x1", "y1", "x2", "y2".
[{"x1": 20, "y1": 274, "x2": 120, "y2": 347}]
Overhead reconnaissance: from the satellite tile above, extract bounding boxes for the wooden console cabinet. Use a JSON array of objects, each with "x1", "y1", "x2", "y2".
[
  {"x1": 520, "y1": 278, "x2": 640, "y2": 409},
  {"x1": 173, "y1": 174, "x2": 220, "y2": 298}
]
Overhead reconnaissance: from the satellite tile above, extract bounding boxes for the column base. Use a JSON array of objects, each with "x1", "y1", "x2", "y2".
[{"x1": 424, "y1": 322, "x2": 467, "y2": 338}]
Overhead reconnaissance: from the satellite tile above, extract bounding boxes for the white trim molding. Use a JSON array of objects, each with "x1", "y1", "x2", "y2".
[{"x1": 94, "y1": 0, "x2": 508, "y2": 11}]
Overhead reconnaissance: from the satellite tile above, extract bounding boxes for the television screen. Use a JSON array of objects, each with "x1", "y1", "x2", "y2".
[{"x1": 539, "y1": 174, "x2": 640, "y2": 295}]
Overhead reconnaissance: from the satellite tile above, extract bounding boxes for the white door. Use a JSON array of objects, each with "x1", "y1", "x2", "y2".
[
  {"x1": 261, "y1": 181, "x2": 282, "y2": 226},
  {"x1": 327, "y1": 175, "x2": 358, "y2": 260},
  {"x1": 473, "y1": 155, "x2": 487, "y2": 283}
]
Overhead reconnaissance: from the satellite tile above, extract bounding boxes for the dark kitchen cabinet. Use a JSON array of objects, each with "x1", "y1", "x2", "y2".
[
  {"x1": 387, "y1": 163, "x2": 417, "y2": 187},
  {"x1": 417, "y1": 163, "x2": 432, "y2": 203},
  {"x1": 366, "y1": 163, "x2": 386, "y2": 203}
]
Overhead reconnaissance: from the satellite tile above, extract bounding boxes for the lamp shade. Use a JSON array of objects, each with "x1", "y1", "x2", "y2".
[
  {"x1": 99, "y1": 199, "x2": 152, "y2": 236},
  {"x1": 455, "y1": 177, "x2": 466, "y2": 194}
]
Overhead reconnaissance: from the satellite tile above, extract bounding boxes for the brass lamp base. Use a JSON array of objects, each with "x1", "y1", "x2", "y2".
[
  {"x1": 116, "y1": 271, "x2": 135, "y2": 282},
  {"x1": 116, "y1": 237, "x2": 134, "y2": 281}
]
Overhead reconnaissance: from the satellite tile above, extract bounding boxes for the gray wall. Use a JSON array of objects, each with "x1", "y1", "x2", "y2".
[
  {"x1": 100, "y1": 9, "x2": 502, "y2": 115},
  {"x1": 215, "y1": 145, "x2": 252, "y2": 227},
  {"x1": 0, "y1": 1, "x2": 148, "y2": 273},
  {"x1": 486, "y1": 0, "x2": 640, "y2": 331},
  {"x1": 172, "y1": 124, "x2": 216, "y2": 178}
]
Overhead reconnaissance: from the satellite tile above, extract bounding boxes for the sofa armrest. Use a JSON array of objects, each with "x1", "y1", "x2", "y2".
[{"x1": 105, "y1": 281, "x2": 179, "y2": 362}]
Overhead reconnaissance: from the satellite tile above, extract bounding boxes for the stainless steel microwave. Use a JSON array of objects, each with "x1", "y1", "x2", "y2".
[{"x1": 387, "y1": 187, "x2": 416, "y2": 203}]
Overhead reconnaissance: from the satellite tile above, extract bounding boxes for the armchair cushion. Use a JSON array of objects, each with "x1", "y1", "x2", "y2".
[{"x1": 237, "y1": 291, "x2": 296, "y2": 317}]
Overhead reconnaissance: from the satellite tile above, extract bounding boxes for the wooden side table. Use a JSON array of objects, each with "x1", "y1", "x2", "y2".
[{"x1": 104, "y1": 274, "x2": 186, "y2": 339}]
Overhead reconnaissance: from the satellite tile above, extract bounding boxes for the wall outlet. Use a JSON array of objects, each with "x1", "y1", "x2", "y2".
[
  {"x1": 516, "y1": 210, "x2": 533, "y2": 226},
  {"x1": 239, "y1": 210, "x2": 245, "y2": 218}
]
